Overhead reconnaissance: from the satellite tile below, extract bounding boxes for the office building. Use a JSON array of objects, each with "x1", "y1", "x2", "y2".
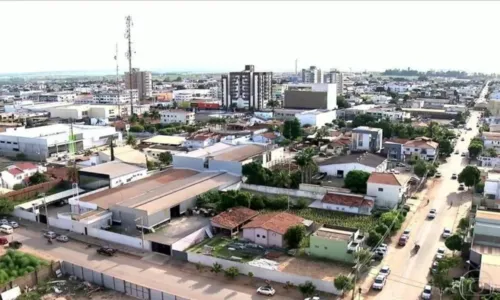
[
  {"x1": 92, "y1": 89, "x2": 138, "y2": 104},
  {"x1": 302, "y1": 66, "x2": 323, "y2": 84},
  {"x1": 124, "y1": 68, "x2": 153, "y2": 100},
  {"x1": 221, "y1": 65, "x2": 272, "y2": 110},
  {"x1": 38, "y1": 92, "x2": 76, "y2": 102},
  {"x1": 283, "y1": 83, "x2": 337, "y2": 110},
  {"x1": 324, "y1": 70, "x2": 344, "y2": 95},
  {"x1": 160, "y1": 110, "x2": 195, "y2": 125}
]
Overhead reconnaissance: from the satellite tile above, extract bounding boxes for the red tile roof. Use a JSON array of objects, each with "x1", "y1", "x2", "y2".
[
  {"x1": 260, "y1": 132, "x2": 278, "y2": 140},
  {"x1": 7, "y1": 168, "x2": 23, "y2": 176},
  {"x1": 15, "y1": 162, "x2": 37, "y2": 170},
  {"x1": 385, "y1": 138, "x2": 410, "y2": 145},
  {"x1": 404, "y1": 139, "x2": 438, "y2": 149},
  {"x1": 367, "y1": 172, "x2": 402, "y2": 186},
  {"x1": 321, "y1": 192, "x2": 374, "y2": 208},
  {"x1": 211, "y1": 207, "x2": 259, "y2": 229},
  {"x1": 242, "y1": 212, "x2": 304, "y2": 235}
]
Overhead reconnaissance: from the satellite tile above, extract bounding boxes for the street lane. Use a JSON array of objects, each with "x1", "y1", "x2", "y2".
[{"x1": 370, "y1": 110, "x2": 481, "y2": 300}]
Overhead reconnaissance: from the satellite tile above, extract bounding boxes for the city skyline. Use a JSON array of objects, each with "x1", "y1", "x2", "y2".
[{"x1": 0, "y1": 1, "x2": 499, "y2": 74}]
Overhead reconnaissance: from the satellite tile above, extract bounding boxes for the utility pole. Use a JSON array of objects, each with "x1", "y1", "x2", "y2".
[
  {"x1": 125, "y1": 15, "x2": 134, "y2": 116},
  {"x1": 114, "y1": 43, "x2": 121, "y2": 118}
]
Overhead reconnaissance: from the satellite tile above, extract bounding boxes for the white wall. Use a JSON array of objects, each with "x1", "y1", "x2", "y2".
[
  {"x1": 172, "y1": 226, "x2": 211, "y2": 251},
  {"x1": 12, "y1": 208, "x2": 37, "y2": 222},
  {"x1": 110, "y1": 169, "x2": 148, "y2": 188},
  {"x1": 322, "y1": 203, "x2": 360, "y2": 214},
  {"x1": 241, "y1": 183, "x2": 324, "y2": 200},
  {"x1": 48, "y1": 217, "x2": 87, "y2": 234},
  {"x1": 187, "y1": 252, "x2": 341, "y2": 295},
  {"x1": 319, "y1": 163, "x2": 376, "y2": 177},
  {"x1": 366, "y1": 182, "x2": 402, "y2": 208},
  {"x1": 87, "y1": 227, "x2": 152, "y2": 251},
  {"x1": 484, "y1": 180, "x2": 499, "y2": 197}
]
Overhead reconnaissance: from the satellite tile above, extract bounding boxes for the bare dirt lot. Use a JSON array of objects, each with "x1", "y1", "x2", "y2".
[{"x1": 277, "y1": 256, "x2": 352, "y2": 281}]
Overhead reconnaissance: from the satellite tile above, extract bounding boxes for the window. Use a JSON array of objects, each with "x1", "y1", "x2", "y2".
[
  {"x1": 414, "y1": 149, "x2": 418, "y2": 152},
  {"x1": 256, "y1": 234, "x2": 260, "y2": 238},
  {"x1": 406, "y1": 148, "x2": 410, "y2": 151},
  {"x1": 378, "y1": 188, "x2": 383, "y2": 192},
  {"x1": 262, "y1": 235, "x2": 266, "y2": 238}
]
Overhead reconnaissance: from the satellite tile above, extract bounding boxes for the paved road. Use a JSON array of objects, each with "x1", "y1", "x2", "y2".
[
  {"x1": 8, "y1": 227, "x2": 303, "y2": 300},
  {"x1": 363, "y1": 111, "x2": 481, "y2": 300}
]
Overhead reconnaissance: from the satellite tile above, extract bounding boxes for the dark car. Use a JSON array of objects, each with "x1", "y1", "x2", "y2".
[
  {"x1": 9, "y1": 241, "x2": 22, "y2": 249},
  {"x1": 398, "y1": 236, "x2": 408, "y2": 246},
  {"x1": 96, "y1": 246, "x2": 117, "y2": 256}
]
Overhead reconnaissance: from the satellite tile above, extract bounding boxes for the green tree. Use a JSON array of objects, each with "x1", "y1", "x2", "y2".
[
  {"x1": 15, "y1": 153, "x2": 26, "y2": 161},
  {"x1": 379, "y1": 211, "x2": 403, "y2": 232},
  {"x1": 129, "y1": 125, "x2": 144, "y2": 132},
  {"x1": 126, "y1": 135, "x2": 137, "y2": 147},
  {"x1": 158, "y1": 152, "x2": 173, "y2": 165},
  {"x1": 315, "y1": 126, "x2": 329, "y2": 141},
  {"x1": 352, "y1": 114, "x2": 376, "y2": 128},
  {"x1": 337, "y1": 119, "x2": 346, "y2": 128},
  {"x1": 468, "y1": 141, "x2": 483, "y2": 158},
  {"x1": 146, "y1": 159, "x2": 154, "y2": 171},
  {"x1": 294, "y1": 148, "x2": 317, "y2": 184},
  {"x1": 414, "y1": 160, "x2": 428, "y2": 177},
  {"x1": 334, "y1": 275, "x2": 354, "y2": 293},
  {"x1": 211, "y1": 262, "x2": 222, "y2": 274},
  {"x1": 29, "y1": 172, "x2": 47, "y2": 185},
  {"x1": 337, "y1": 95, "x2": 350, "y2": 109},
  {"x1": 344, "y1": 170, "x2": 371, "y2": 193},
  {"x1": 353, "y1": 249, "x2": 372, "y2": 265},
  {"x1": 374, "y1": 223, "x2": 389, "y2": 235},
  {"x1": 224, "y1": 266, "x2": 239, "y2": 279},
  {"x1": 272, "y1": 170, "x2": 291, "y2": 188},
  {"x1": 129, "y1": 114, "x2": 139, "y2": 123},
  {"x1": 284, "y1": 225, "x2": 306, "y2": 249},
  {"x1": 486, "y1": 148, "x2": 497, "y2": 157},
  {"x1": 457, "y1": 217, "x2": 469, "y2": 232},
  {"x1": 444, "y1": 234, "x2": 463, "y2": 252},
  {"x1": 298, "y1": 281, "x2": 317, "y2": 297},
  {"x1": 283, "y1": 118, "x2": 301, "y2": 140},
  {"x1": 437, "y1": 139, "x2": 453, "y2": 157},
  {"x1": 267, "y1": 100, "x2": 280, "y2": 112},
  {"x1": 458, "y1": 166, "x2": 481, "y2": 187},
  {"x1": 143, "y1": 111, "x2": 150, "y2": 119},
  {"x1": 0, "y1": 198, "x2": 14, "y2": 215},
  {"x1": 366, "y1": 230, "x2": 382, "y2": 247},
  {"x1": 13, "y1": 184, "x2": 24, "y2": 190}
]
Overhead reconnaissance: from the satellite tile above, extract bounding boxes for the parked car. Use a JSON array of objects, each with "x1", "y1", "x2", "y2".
[
  {"x1": 435, "y1": 248, "x2": 445, "y2": 260},
  {"x1": 461, "y1": 152, "x2": 467, "y2": 157},
  {"x1": 96, "y1": 246, "x2": 117, "y2": 257},
  {"x1": 376, "y1": 244, "x2": 388, "y2": 253},
  {"x1": 44, "y1": 231, "x2": 57, "y2": 239},
  {"x1": 56, "y1": 235, "x2": 69, "y2": 242},
  {"x1": 427, "y1": 209, "x2": 437, "y2": 220},
  {"x1": 398, "y1": 235, "x2": 408, "y2": 246},
  {"x1": 372, "y1": 275, "x2": 387, "y2": 290},
  {"x1": 461, "y1": 137, "x2": 465, "y2": 141},
  {"x1": 9, "y1": 221, "x2": 18, "y2": 228},
  {"x1": 402, "y1": 229, "x2": 411, "y2": 237},
  {"x1": 435, "y1": 172, "x2": 441, "y2": 178},
  {"x1": 451, "y1": 173, "x2": 457, "y2": 180},
  {"x1": 9, "y1": 241, "x2": 22, "y2": 249},
  {"x1": 378, "y1": 266, "x2": 391, "y2": 278},
  {"x1": 0, "y1": 237, "x2": 8, "y2": 245},
  {"x1": 421, "y1": 285, "x2": 432, "y2": 299},
  {"x1": 0, "y1": 219, "x2": 8, "y2": 226},
  {"x1": 454, "y1": 150, "x2": 459, "y2": 154},
  {"x1": 442, "y1": 228, "x2": 452, "y2": 238},
  {"x1": 459, "y1": 183, "x2": 465, "y2": 191},
  {"x1": 257, "y1": 286, "x2": 275, "y2": 296},
  {"x1": 0, "y1": 225, "x2": 13, "y2": 234},
  {"x1": 304, "y1": 297, "x2": 320, "y2": 300},
  {"x1": 430, "y1": 261, "x2": 438, "y2": 274}
]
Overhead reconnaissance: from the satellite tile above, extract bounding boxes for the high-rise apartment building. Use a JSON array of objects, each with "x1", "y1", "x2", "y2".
[
  {"x1": 301, "y1": 66, "x2": 323, "y2": 84},
  {"x1": 324, "y1": 70, "x2": 344, "y2": 95},
  {"x1": 124, "y1": 68, "x2": 153, "y2": 100},
  {"x1": 221, "y1": 65, "x2": 272, "y2": 110}
]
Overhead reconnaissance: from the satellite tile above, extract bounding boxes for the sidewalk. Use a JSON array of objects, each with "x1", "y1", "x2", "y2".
[{"x1": 16, "y1": 219, "x2": 149, "y2": 258}]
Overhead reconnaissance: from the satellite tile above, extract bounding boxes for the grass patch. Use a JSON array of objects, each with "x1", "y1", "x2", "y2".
[{"x1": 188, "y1": 236, "x2": 262, "y2": 262}]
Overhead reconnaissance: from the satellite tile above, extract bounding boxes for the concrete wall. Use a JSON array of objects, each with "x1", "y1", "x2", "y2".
[
  {"x1": 87, "y1": 227, "x2": 152, "y2": 251},
  {"x1": 12, "y1": 208, "x2": 37, "y2": 222},
  {"x1": 241, "y1": 183, "x2": 324, "y2": 200},
  {"x1": 319, "y1": 162, "x2": 377, "y2": 177},
  {"x1": 309, "y1": 236, "x2": 354, "y2": 263},
  {"x1": 187, "y1": 252, "x2": 341, "y2": 295},
  {"x1": 173, "y1": 155, "x2": 205, "y2": 171},
  {"x1": 209, "y1": 160, "x2": 242, "y2": 175},
  {"x1": 48, "y1": 216, "x2": 86, "y2": 234},
  {"x1": 172, "y1": 226, "x2": 210, "y2": 251}
]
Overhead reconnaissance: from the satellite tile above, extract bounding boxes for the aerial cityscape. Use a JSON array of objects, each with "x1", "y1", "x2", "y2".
[{"x1": 1, "y1": 1, "x2": 500, "y2": 300}]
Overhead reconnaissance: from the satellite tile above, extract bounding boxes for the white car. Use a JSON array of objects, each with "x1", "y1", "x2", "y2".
[
  {"x1": 403, "y1": 229, "x2": 411, "y2": 237},
  {"x1": 427, "y1": 209, "x2": 437, "y2": 219},
  {"x1": 376, "y1": 243, "x2": 388, "y2": 253},
  {"x1": 44, "y1": 231, "x2": 57, "y2": 239},
  {"x1": 56, "y1": 235, "x2": 69, "y2": 242},
  {"x1": 421, "y1": 285, "x2": 432, "y2": 299},
  {"x1": 9, "y1": 221, "x2": 18, "y2": 228},
  {"x1": 372, "y1": 275, "x2": 387, "y2": 290},
  {"x1": 378, "y1": 266, "x2": 391, "y2": 278},
  {"x1": 435, "y1": 172, "x2": 442, "y2": 178},
  {"x1": 257, "y1": 286, "x2": 275, "y2": 296},
  {"x1": 442, "y1": 228, "x2": 452, "y2": 238},
  {"x1": 0, "y1": 219, "x2": 8, "y2": 225},
  {"x1": 304, "y1": 297, "x2": 320, "y2": 300}
]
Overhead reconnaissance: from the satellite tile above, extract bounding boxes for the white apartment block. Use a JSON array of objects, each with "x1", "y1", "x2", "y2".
[
  {"x1": 160, "y1": 110, "x2": 195, "y2": 125},
  {"x1": 92, "y1": 90, "x2": 138, "y2": 104},
  {"x1": 38, "y1": 92, "x2": 76, "y2": 102},
  {"x1": 294, "y1": 109, "x2": 336, "y2": 128},
  {"x1": 302, "y1": 66, "x2": 323, "y2": 84},
  {"x1": 323, "y1": 70, "x2": 344, "y2": 95},
  {"x1": 173, "y1": 89, "x2": 212, "y2": 102}
]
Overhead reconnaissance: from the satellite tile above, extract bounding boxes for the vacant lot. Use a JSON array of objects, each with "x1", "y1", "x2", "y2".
[
  {"x1": 188, "y1": 236, "x2": 266, "y2": 262},
  {"x1": 277, "y1": 256, "x2": 352, "y2": 281}
]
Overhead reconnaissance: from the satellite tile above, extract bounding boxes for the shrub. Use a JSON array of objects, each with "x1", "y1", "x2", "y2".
[
  {"x1": 250, "y1": 195, "x2": 266, "y2": 210},
  {"x1": 366, "y1": 230, "x2": 382, "y2": 248},
  {"x1": 294, "y1": 198, "x2": 309, "y2": 209},
  {"x1": 298, "y1": 281, "x2": 316, "y2": 297},
  {"x1": 211, "y1": 262, "x2": 222, "y2": 274},
  {"x1": 284, "y1": 225, "x2": 306, "y2": 249},
  {"x1": 334, "y1": 275, "x2": 354, "y2": 292},
  {"x1": 224, "y1": 266, "x2": 239, "y2": 279},
  {"x1": 264, "y1": 195, "x2": 288, "y2": 210}
]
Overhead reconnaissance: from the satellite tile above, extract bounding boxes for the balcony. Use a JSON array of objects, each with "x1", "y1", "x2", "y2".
[{"x1": 347, "y1": 241, "x2": 360, "y2": 253}]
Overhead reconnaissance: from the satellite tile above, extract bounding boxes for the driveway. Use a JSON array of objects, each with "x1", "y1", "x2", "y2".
[{"x1": 9, "y1": 227, "x2": 306, "y2": 300}]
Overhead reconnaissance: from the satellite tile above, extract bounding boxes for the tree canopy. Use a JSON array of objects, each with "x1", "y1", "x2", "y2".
[
  {"x1": 344, "y1": 170, "x2": 370, "y2": 193},
  {"x1": 282, "y1": 118, "x2": 301, "y2": 140},
  {"x1": 458, "y1": 166, "x2": 481, "y2": 187},
  {"x1": 444, "y1": 234, "x2": 463, "y2": 252},
  {"x1": 158, "y1": 152, "x2": 173, "y2": 165},
  {"x1": 284, "y1": 225, "x2": 306, "y2": 249}
]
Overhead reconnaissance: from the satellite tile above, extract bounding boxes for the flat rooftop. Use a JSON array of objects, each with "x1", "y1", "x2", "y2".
[
  {"x1": 313, "y1": 226, "x2": 356, "y2": 241},
  {"x1": 476, "y1": 210, "x2": 500, "y2": 222},
  {"x1": 79, "y1": 161, "x2": 145, "y2": 179},
  {"x1": 80, "y1": 168, "x2": 198, "y2": 209},
  {"x1": 211, "y1": 144, "x2": 267, "y2": 162},
  {"x1": 142, "y1": 135, "x2": 185, "y2": 146},
  {"x1": 0, "y1": 124, "x2": 115, "y2": 138},
  {"x1": 480, "y1": 254, "x2": 500, "y2": 291},
  {"x1": 134, "y1": 172, "x2": 240, "y2": 214}
]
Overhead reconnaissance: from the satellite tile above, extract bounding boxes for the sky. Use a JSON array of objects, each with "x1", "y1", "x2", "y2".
[{"x1": 0, "y1": 1, "x2": 499, "y2": 74}]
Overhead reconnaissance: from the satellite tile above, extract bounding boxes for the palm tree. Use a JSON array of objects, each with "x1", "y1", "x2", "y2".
[
  {"x1": 143, "y1": 111, "x2": 150, "y2": 119},
  {"x1": 267, "y1": 100, "x2": 280, "y2": 113},
  {"x1": 151, "y1": 110, "x2": 160, "y2": 120},
  {"x1": 294, "y1": 148, "x2": 317, "y2": 184},
  {"x1": 272, "y1": 170, "x2": 291, "y2": 188},
  {"x1": 315, "y1": 127, "x2": 329, "y2": 141}
]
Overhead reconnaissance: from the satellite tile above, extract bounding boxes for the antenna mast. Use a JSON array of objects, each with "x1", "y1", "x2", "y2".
[
  {"x1": 114, "y1": 43, "x2": 121, "y2": 118},
  {"x1": 125, "y1": 15, "x2": 134, "y2": 116}
]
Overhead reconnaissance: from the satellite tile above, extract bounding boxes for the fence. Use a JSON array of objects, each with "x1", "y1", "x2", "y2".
[
  {"x1": 241, "y1": 183, "x2": 324, "y2": 200},
  {"x1": 87, "y1": 227, "x2": 152, "y2": 251},
  {"x1": 0, "y1": 261, "x2": 61, "y2": 293},
  {"x1": 4, "y1": 179, "x2": 62, "y2": 201},
  {"x1": 61, "y1": 261, "x2": 188, "y2": 300},
  {"x1": 12, "y1": 208, "x2": 37, "y2": 222},
  {"x1": 187, "y1": 252, "x2": 341, "y2": 295},
  {"x1": 48, "y1": 216, "x2": 87, "y2": 234}
]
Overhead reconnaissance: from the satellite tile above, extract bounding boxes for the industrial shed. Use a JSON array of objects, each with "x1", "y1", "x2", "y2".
[{"x1": 78, "y1": 161, "x2": 147, "y2": 190}]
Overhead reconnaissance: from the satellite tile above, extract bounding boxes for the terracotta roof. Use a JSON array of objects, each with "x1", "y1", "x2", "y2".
[
  {"x1": 7, "y1": 168, "x2": 23, "y2": 176},
  {"x1": 242, "y1": 212, "x2": 304, "y2": 235},
  {"x1": 404, "y1": 139, "x2": 438, "y2": 149},
  {"x1": 188, "y1": 133, "x2": 218, "y2": 141},
  {"x1": 260, "y1": 132, "x2": 278, "y2": 140},
  {"x1": 367, "y1": 172, "x2": 402, "y2": 186},
  {"x1": 321, "y1": 192, "x2": 374, "y2": 208},
  {"x1": 15, "y1": 162, "x2": 37, "y2": 170},
  {"x1": 211, "y1": 207, "x2": 259, "y2": 229}
]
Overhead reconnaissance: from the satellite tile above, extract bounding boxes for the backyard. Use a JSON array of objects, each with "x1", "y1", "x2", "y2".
[{"x1": 188, "y1": 236, "x2": 269, "y2": 262}]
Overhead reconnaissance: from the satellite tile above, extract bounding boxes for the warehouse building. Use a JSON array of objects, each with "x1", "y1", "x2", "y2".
[{"x1": 78, "y1": 161, "x2": 147, "y2": 190}]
